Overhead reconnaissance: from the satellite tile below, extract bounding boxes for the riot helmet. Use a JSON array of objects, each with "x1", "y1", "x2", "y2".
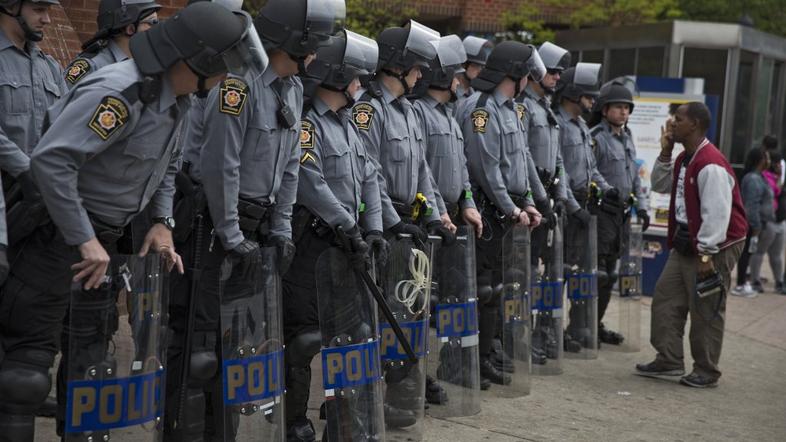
[
  {"x1": 597, "y1": 80, "x2": 636, "y2": 112},
  {"x1": 130, "y1": 2, "x2": 268, "y2": 92},
  {"x1": 462, "y1": 35, "x2": 493, "y2": 66},
  {"x1": 254, "y1": 0, "x2": 345, "y2": 62},
  {"x1": 471, "y1": 41, "x2": 545, "y2": 95},
  {"x1": 376, "y1": 20, "x2": 439, "y2": 94},
  {"x1": 187, "y1": 0, "x2": 242, "y2": 9},
  {"x1": 538, "y1": 42, "x2": 570, "y2": 72},
  {"x1": 96, "y1": 0, "x2": 161, "y2": 37},
  {"x1": 0, "y1": 0, "x2": 60, "y2": 42},
  {"x1": 556, "y1": 62, "x2": 601, "y2": 107},
  {"x1": 307, "y1": 29, "x2": 378, "y2": 103},
  {"x1": 424, "y1": 34, "x2": 466, "y2": 91}
]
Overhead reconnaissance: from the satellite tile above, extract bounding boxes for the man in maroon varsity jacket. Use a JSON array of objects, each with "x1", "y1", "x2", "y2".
[{"x1": 636, "y1": 102, "x2": 747, "y2": 388}]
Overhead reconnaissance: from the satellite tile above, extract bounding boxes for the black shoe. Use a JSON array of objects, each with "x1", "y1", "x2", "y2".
[
  {"x1": 35, "y1": 396, "x2": 57, "y2": 418},
  {"x1": 480, "y1": 356, "x2": 510, "y2": 385},
  {"x1": 286, "y1": 418, "x2": 316, "y2": 442},
  {"x1": 563, "y1": 333, "x2": 582, "y2": 353},
  {"x1": 599, "y1": 323, "x2": 624, "y2": 345},
  {"x1": 531, "y1": 346, "x2": 547, "y2": 365},
  {"x1": 479, "y1": 376, "x2": 491, "y2": 390},
  {"x1": 490, "y1": 339, "x2": 515, "y2": 373},
  {"x1": 425, "y1": 375, "x2": 448, "y2": 405},
  {"x1": 635, "y1": 360, "x2": 685, "y2": 377},
  {"x1": 679, "y1": 372, "x2": 719, "y2": 388},
  {"x1": 383, "y1": 404, "x2": 417, "y2": 428},
  {"x1": 385, "y1": 375, "x2": 421, "y2": 410}
]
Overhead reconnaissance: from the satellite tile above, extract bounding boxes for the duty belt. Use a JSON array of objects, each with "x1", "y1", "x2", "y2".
[
  {"x1": 237, "y1": 199, "x2": 272, "y2": 238},
  {"x1": 89, "y1": 215, "x2": 124, "y2": 245}
]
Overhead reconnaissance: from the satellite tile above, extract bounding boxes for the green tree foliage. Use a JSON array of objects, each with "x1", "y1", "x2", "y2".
[
  {"x1": 500, "y1": 3, "x2": 555, "y2": 44},
  {"x1": 344, "y1": 0, "x2": 418, "y2": 38},
  {"x1": 554, "y1": 0, "x2": 682, "y2": 28},
  {"x1": 678, "y1": 0, "x2": 786, "y2": 37}
]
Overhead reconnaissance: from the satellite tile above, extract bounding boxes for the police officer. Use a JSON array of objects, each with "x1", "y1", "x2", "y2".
[
  {"x1": 412, "y1": 35, "x2": 483, "y2": 239},
  {"x1": 0, "y1": 0, "x2": 67, "y2": 250},
  {"x1": 0, "y1": 3, "x2": 257, "y2": 440},
  {"x1": 352, "y1": 20, "x2": 455, "y2": 419},
  {"x1": 590, "y1": 81, "x2": 650, "y2": 345},
  {"x1": 63, "y1": 0, "x2": 161, "y2": 88},
  {"x1": 456, "y1": 35, "x2": 493, "y2": 107},
  {"x1": 455, "y1": 40, "x2": 545, "y2": 385},
  {"x1": 554, "y1": 63, "x2": 613, "y2": 350},
  {"x1": 283, "y1": 29, "x2": 383, "y2": 442}
]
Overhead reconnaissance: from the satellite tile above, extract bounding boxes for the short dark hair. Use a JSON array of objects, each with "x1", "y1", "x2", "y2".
[
  {"x1": 744, "y1": 147, "x2": 766, "y2": 174},
  {"x1": 684, "y1": 101, "x2": 711, "y2": 133},
  {"x1": 763, "y1": 134, "x2": 778, "y2": 151},
  {"x1": 769, "y1": 150, "x2": 782, "y2": 172}
]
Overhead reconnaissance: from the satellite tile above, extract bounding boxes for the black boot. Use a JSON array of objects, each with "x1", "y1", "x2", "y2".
[
  {"x1": 479, "y1": 356, "x2": 510, "y2": 385},
  {"x1": 286, "y1": 417, "x2": 316, "y2": 442},
  {"x1": 383, "y1": 404, "x2": 417, "y2": 428}
]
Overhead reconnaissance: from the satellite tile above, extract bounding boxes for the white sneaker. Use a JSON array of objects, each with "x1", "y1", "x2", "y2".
[{"x1": 731, "y1": 283, "x2": 757, "y2": 298}]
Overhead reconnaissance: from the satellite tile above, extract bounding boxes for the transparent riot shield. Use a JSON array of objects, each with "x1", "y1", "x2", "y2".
[
  {"x1": 316, "y1": 247, "x2": 385, "y2": 441},
  {"x1": 565, "y1": 215, "x2": 599, "y2": 360},
  {"x1": 218, "y1": 247, "x2": 285, "y2": 441},
  {"x1": 65, "y1": 254, "x2": 166, "y2": 441},
  {"x1": 612, "y1": 222, "x2": 642, "y2": 352},
  {"x1": 498, "y1": 224, "x2": 532, "y2": 398},
  {"x1": 427, "y1": 226, "x2": 480, "y2": 417},
  {"x1": 531, "y1": 217, "x2": 564, "y2": 375},
  {"x1": 379, "y1": 235, "x2": 433, "y2": 442}
]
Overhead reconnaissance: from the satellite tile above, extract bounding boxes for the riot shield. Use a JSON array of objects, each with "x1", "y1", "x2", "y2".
[
  {"x1": 379, "y1": 234, "x2": 433, "y2": 442},
  {"x1": 64, "y1": 254, "x2": 167, "y2": 441},
  {"x1": 427, "y1": 226, "x2": 481, "y2": 417},
  {"x1": 612, "y1": 222, "x2": 643, "y2": 353},
  {"x1": 531, "y1": 217, "x2": 564, "y2": 375},
  {"x1": 498, "y1": 224, "x2": 532, "y2": 398},
  {"x1": 217, "y1": 247, "x2": 285, "y2": 441},
  {"x1": 316, "y1": 247, "x2": 385, "y2": 441},
  {"x1": 565, "y1": 215, "x2": 599, "y2": 360}
]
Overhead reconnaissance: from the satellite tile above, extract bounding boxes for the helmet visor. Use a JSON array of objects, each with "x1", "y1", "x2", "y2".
[
  {"x1": 435, "y1": 34, "x2": 466, "y2": 70},
  {"x1": 306, "y1": 0, "x2": 346, "y2": 37},
  {"x1": 526, "y1": 47, "x2": 547, "y2": 82},
  {"x1": 574, "y1": 63, "x2": 601, "y2": 87},
  {"x1": 404, "y1": 20, "x2": 440, "y2": 62},
  {"x1": 344, "y1": 30, "x2": 378, "y2": 75},
  {"x1": 189, "y1": 11, "x2": 269, "y2": 78},
  {"x1": 538, "y1": 41, "x2": 570, "y2": 71}
]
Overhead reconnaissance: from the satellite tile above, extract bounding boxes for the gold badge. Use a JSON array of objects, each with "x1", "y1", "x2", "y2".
[
  {"x1": 352, "y1": 103, "x2": 374, "y2": 131},
  {"x1": 65, "y1": 59, "x2": 91, "y2": 85},
  {"x1": 88, "y1": 96, "x2": 129, "y2": 140},
  {"x1": 300, "y1": 120, "x2": 315, "y2": 149},
  {"x1": 516, "y1": 103, "x2": 526, "y2": 122},
  {"x1": 219, "y1": 78, "x2": 249, "y2": 116},
  {"x1": 472, "y1": 109, "x2": 489, "y2": 133}
]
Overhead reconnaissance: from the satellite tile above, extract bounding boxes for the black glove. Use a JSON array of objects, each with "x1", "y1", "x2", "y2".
[
  {"x1": 0, "y1": 245, "x2": 8, "y2": 286},
  {"x1": 229, "y1": 239, "x2": 262, "y2": 279},
  {"x1": 604, "y1": 187, "x2": 620, "y2": 202},
  {"x1": 570, "y1": 208, "x2": 592, "y2": 227},
  {"x1": 344, "y1": 225, "x2": 370, "y2": 269},
  {"x1": 427, "y1": 220, "x2": 456, "y2": 246},
  {"x1": 638, "y1": 210, "x2": 650, "y2": 232},
  {"x1": 601, "y1": 187, "x2": 623, "y2": 214},
  {"x1": 553, "y1": 199, "x2": 567, "y2": 217},
  {"x1": 365, "y1": 230, "x2": 389, "y2": 269},
  {"x1": 535, "y1": 199, "x2": 556, "y2": 230},
  {"x1": 269, "y1": 235, "x2": 296, "y2": 275},
  {"x1": 389, "y1": 221, "x2": 428, "y2": 244},
  {"x1": 17, "y1": 171, "x2": 41, "y2": 202}
]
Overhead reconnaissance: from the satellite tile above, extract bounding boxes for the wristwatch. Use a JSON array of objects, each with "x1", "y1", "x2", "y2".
[
  {"x1": 152, "y1": 216, "x2": 176, "y2": 231},
  {"x1": 699, "y1": 254, "x2": 712, "y2": 263}
]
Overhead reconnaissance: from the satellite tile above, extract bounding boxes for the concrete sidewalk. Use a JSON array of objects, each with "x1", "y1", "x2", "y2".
[{"x1": 34, "y1": 285, "x2": 786, "y2": 441}]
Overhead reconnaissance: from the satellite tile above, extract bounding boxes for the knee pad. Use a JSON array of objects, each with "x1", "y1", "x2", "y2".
[
  {"x1": 0, "y1": 365, "x2": 51, "y2": 413},
  {"x1": 285, "y1": 330, "x2": 321, "y2": 368},
  {"x1": 189, "y1": 351, "x2": 218, "y2": 383},
  {"x1": 477, "y1": 284, "x2": 493, "y2": 305}
]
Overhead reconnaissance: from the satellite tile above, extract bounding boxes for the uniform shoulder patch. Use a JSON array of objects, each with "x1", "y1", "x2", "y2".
[
  {"x1": 88, "y1": 95, "x2": 129, "y2": 140},
  {"x1": 471, "y1": 108, "x2": 489, "y2": 134},
  {"x1": 300, "y1": 119, "x2": 316, "y2": 149},
  {"x1": 352, "y1": 103, "x2": 375, "y2": 131},
  {"x1": 65, "y1": 58, "x2": 91, "y2": 85},
  {"x1": 515, "y1": 103, "x2": 526, "y2": 122},
  {"x1": 219, "y1": 78, "x2": 249, "y2": 116}
]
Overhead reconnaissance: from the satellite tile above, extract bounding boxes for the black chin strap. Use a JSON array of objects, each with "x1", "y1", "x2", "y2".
[
  {"x1": 382, "y1": 68, "x2": 411, "y2": 95},
  {"x1": 288, "y1": 53, "x2": 308, "y2": 76},
  {"x1": 539, "y1": 81, "x2": 556, "y2": 96},
  {"x1": 195, "y1": 75, "x2": 209, "y2": 98},
  {"x1": 321, "y1": 83, "x2": 355, "y2": 108}
]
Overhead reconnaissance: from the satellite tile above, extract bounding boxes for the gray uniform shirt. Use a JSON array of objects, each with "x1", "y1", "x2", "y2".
[
  {"x1": 64, "y1": 39, "x2": 128, "y2": 89},
  {"x1": 200, "y1": 66, "x2": 302, "y2": 249},
  {"x1": 0, "y1": 29, "x2": 67, "y2": 177},
  {"x1": 31, "y1": 59, "x2": 188, "y2": 246},
  {"x1": 297, "y1": 96, "x2": 382, "y2": 233},
  {"x1": 456, "y1": 89, "x2": 545, "y2": 216},
  {"x1": 180, "y1": 95, "x2": 208, "y2": 181},
  {"x1": 412, "y1": 94, "x2": 476, "y2": 215},
  {"x1": 352, "y1": 82, "x2": 441, "y2": 228},
  {"x1": 519, "y1": 85, "x2": 568, "y2": 203},
  {"x1": 591, "y1": 120, "x2": 649, "y2": 211},
  {"x1": 555, "y1": 105, "x2": 611, "y2": 213}
]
